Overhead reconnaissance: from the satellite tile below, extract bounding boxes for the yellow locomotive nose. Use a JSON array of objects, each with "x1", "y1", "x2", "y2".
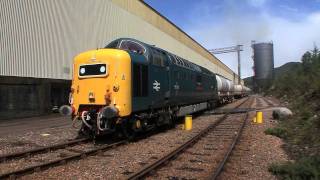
[{"x1": 71, "y1": 49, "x2": 132, "y2": 117}]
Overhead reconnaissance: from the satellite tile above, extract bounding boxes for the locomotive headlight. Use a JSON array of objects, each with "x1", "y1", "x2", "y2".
[
  {"x1": 100, "y1": 66, "x2": 106, "y2": 73},
  {"x1": 80, "y1": 67, "x2": 85, "y2": 74}
]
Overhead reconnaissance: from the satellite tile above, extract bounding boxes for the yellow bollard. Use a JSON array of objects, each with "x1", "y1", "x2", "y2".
[
  {"x1": 185, "y1": 115, "x2": 192, "y2": 130},
  {"x1": 253, "y1": 116, "x2": 257, "y2": 123},
  {"x1": 256, "y1": 111, "x2": 263, "y2": 123}
]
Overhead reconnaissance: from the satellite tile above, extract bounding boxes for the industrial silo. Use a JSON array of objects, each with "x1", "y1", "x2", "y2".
[{"x1": 252, "y1": 42, "x2": 274, "y2": 91}]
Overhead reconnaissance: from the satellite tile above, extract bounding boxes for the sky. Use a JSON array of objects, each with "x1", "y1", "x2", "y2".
[{"x1": 144, "y1": 0, "x2": 320, "y2": 78}]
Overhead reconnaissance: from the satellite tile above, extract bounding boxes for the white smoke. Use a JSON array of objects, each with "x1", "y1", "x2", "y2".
[{"x1": 185, "y1": 1, "x2": 320, "y2": 78}]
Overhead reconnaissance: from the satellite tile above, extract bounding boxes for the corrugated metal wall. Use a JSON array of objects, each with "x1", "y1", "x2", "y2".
[
  {"x1": 0, "y1": 0, "x2": 237, "y2": 81},
  {"x1": 114, "y1": 0, "x2": 240, "y2": 81}
]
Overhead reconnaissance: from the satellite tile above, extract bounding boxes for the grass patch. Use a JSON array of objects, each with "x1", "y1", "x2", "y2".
[
  {"x1": 258, "y1": 46, "x2": 320, "y2": 180},
  {"x1": 269, "y1": 156, "x2": 320, "y2": 180},
  {"x1": 264, "y1": 127, "x2": 287, "y2": 139}
]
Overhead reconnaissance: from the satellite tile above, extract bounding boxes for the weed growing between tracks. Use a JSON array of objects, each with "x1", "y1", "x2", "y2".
[
  {"x1": 264, "y1": 127, "x2": 287, "y2": 139},
  {"x1": 264, "y1": 47, "x2": 320, "y2": 179}
]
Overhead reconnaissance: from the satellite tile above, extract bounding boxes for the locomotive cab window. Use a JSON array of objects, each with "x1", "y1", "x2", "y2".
[
  {"x1": 78, "y1": 64, "x2": 108, "y2": 78},
  {"x1": 119, "y1": 40, "x2": 145, "y2": 55},
  {"x1": 133, "y1": 63, "x2": 148, "y2": 97},
  {"x1": 105, "y1": 40, "x2": 119, "y2": 49}
]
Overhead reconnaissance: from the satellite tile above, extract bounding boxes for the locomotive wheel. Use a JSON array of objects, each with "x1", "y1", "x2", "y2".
[
  {"x1": 166, "y1": 114, "x2": 175, "y2": 129},
  {"x1": 77, "y1": 124, "x2": 91, "y2": 139},
  {"x1": 121, "y1": 119, "x2": 137, "y2": 141}
]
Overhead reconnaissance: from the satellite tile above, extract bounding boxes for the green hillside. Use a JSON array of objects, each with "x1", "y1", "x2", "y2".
[
  {"x1": 243, "y1": 61, "x2": 301, "y2": 89},
  {"x1": 265, "y1": 47, "x2": 320, "y2": 179},
  {"x1": 273, "y1": 62, "x2": 301, "y2": 76}
]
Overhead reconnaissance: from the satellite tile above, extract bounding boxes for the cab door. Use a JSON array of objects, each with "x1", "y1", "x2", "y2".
[{"x1": 149, "y1": 48, "x2": 170, "y2": 109}]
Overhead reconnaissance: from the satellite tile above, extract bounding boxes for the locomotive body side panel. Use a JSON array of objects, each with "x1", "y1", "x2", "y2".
[
  {"x1": 130, "y1": 52, "x2": 151, "y2": 112},
  {"x1": 148, "y1": 48, "x2": 171, "y2": 109},
  {"x1": 63, "y1": 38, "x2": 248, "y2": 137}
]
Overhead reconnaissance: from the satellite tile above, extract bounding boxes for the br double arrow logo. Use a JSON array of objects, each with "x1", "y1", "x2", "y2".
[{"x1": 153, "y1": 80, "x2": 160, "y2": 91}]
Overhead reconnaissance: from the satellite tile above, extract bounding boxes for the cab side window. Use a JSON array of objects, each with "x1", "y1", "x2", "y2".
[{"x1": 120, "y1": 40, "x2": 145, "y2": 54}]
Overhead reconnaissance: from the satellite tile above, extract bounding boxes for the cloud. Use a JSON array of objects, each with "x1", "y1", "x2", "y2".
[{"x1": 186, "y1": 4, "x2": 320, "y2": 78}]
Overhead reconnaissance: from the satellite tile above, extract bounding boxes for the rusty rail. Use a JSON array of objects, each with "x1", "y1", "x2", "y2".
[{"x1": 127, "y1": 97, "x2": 251, "y2": 180}]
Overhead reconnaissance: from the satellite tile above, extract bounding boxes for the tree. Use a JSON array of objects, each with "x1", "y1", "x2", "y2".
[{"x1": 302, "y1": 51, "x2": 312, "y2": 72}]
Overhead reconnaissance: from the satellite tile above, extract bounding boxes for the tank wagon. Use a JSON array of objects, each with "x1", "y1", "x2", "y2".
[
  {"x1": 234, "y1": 85, "x2": 251, "y2": 98},
  {"x1": 216, "y1": 75, "x2": 235, "y2": 103},
  {"x1": 60, "y1": 38, "x2": 250, "y2": 138}
]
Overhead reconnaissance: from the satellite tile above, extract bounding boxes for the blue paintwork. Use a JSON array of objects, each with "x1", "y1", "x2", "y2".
[{"x1": 106, "y1": 38, "x2": 218, "y2": 113}]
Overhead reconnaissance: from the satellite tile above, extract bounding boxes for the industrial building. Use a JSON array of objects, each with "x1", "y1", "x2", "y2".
[
  {"x1": 0, "y1": 0, "x2": 242, "y2": 119},
  {"x1": 252, "y1": 42, "x2": 274, "y2": 91}
]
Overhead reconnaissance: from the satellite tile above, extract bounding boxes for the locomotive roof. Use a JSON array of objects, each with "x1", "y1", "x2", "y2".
[{"x1": 105, "y1": 38, "x2": 216, "y2": 77}]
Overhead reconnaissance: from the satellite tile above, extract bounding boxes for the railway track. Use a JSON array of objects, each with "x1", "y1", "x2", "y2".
[
  {"x1": 127, "y1": 97, "x2": 253, "y2": 180},
  {"x1": 254, "y1": 97, "x2": 278, "y2": 111},
  {"x1": 0, "y1": 98, "x2": 252, "y2": 179},
  {"x1": 0, "y1": 138, "x2": 90, "y2": 162},
  {"x1": 0, "y1": 138, "x2": 127, "y2": 179},
  {"x1": 265, "y1": 98, "x2": 276, "y2": 107},
  {"x1": 258, "y1": 96, "x2": 274, "y2": 108}
]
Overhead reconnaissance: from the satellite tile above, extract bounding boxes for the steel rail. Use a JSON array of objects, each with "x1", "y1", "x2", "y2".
[
  {"x1": 0, "y1": 138, "x2": 90, "y2": 162},
  {"x1": 0, "y1": 97, "x2": 250, "y2": 179},
  {"x1": 209, "y1": 112, "x2": 249, "y2": 179},
  {"x1": 0, "y1": 140, "x2": 127, "y2": 179},
  {"x1": 209, "y1": 97, "x2": 254, "y2": 179},
  {"x1": 265, "y1": 98, "x2": 275, "y2": 107},
  {"x1": 127, "y1": 97, "x2": 251, "y2": 180}
]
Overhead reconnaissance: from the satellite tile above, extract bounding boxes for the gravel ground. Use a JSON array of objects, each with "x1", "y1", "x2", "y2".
[
  {"x1": 0, "y1": 99, "x2": 246, "y2": 157},
  {"x1": 0, "y1": 97, "x2": 289, "y2": 180},
  {"x1": 218, "y1": 96, "x2": 289, "y2": 180},
  {"x1": 0, "y1": 120, "x2": 79, "y2": 156},
  {"x1": 265, "y1": 96, "x2": 281, "y2": 106},
  {"x1": 0, "y1": 141, "x2": 97, "y2": 175},
  {"x1": 0, "y1": 115, "x2": 72, "y2": 136},
  {"x1": 20, "y1": 113, "x2": 227, "y2": 179},
  {"x1": 12, "y1": 98, "x2": 246, "y2": 179},
  {"x1": 151, "y1": 113, "x2": 247, "y2": 179}
]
